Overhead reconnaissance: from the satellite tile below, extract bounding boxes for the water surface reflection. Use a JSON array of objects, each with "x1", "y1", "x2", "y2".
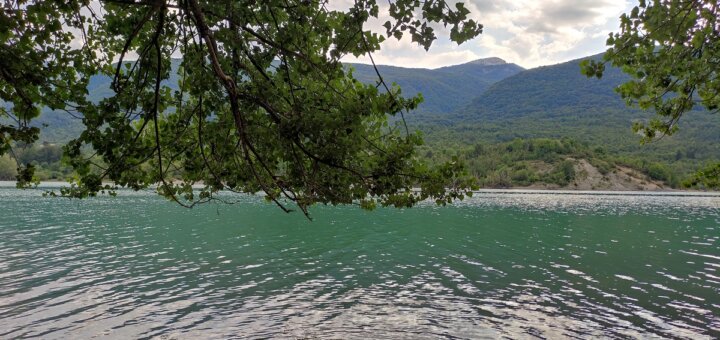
[{"x1": 0, "y1": 188, "x2": 718, "y2": 338}]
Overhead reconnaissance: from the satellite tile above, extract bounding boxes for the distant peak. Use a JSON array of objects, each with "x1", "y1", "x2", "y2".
[{"x1": 467, "y1": 57, "x2": 507, "y2": 66}]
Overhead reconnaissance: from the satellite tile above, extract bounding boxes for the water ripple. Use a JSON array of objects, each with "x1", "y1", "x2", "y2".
[{"x1": 0, "y1": 186, "x2": 718, "y2": 338}]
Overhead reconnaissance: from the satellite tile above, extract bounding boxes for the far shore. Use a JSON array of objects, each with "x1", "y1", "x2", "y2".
[
  {"x1": 471, "y1": 188, "x2": 720, "y2": 197},
  {"x1": 1, "y1": 181, "x2": 719, "y2": 197}
]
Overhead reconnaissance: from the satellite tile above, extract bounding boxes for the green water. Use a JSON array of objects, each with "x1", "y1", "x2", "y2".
[{"x1": 0, "y1": 186, "x2": 719, "y2": 339}]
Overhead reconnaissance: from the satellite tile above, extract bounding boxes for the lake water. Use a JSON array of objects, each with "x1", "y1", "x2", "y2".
[{"x1": 1, "y1": 185, "x2": 719, "y2": 339}]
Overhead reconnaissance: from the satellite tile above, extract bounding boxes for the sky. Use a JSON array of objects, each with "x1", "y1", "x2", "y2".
[{"x1": 334, "y1": 0, "x2": 636, "y2": 69}]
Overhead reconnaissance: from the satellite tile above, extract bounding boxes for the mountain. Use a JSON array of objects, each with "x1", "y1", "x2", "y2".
[
  {"x1": 462, "y1": 54, "x2": 629, "y2": 120},
  {"x1": 19, "y1": 53, "x2": 720, "y2": 178},
  {"x1": 30, "y1": 58, "x2": 523, "y2": 142},
  {"x1": 427, "y1": 54, "x2": 720, "y2": 173},
  {"x1": 344, "y1": 57, "x2": 524, "y2": 114},
  {"x1": 8, "y1": 53, "x2": 720, "y2": 185}
]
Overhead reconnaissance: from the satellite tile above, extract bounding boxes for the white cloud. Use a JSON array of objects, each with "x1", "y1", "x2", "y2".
[{"x1": 340, "y1": 0, "x2": 636, "y2": 69}]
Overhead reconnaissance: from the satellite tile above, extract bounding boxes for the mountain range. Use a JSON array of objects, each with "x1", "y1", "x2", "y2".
[
  {"x1": 349, "y1": 57, "x2": 523, "y2": 114},
  {"x1": 27, "y1": 54, "x2": 719, "y2": 175},
  {"x1": 436, "y1": 55, "x2": 720, "y2": 166}
]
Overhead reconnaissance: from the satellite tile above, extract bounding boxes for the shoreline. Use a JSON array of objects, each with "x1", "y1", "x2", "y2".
[
  {"x1": 2, "y1": 181, "x2": 719, "y2": 197},
  {"x1": 470, "y1": 188, "x2": 720, "y2": 197}
]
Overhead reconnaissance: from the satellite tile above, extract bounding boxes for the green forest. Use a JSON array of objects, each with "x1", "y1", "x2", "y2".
[
  {"x1": 0, "y1": 135, "x2": 693, "y2": 191},
  {"x1": 2, "y1": 54, "x2": 718, "y2": 190}
]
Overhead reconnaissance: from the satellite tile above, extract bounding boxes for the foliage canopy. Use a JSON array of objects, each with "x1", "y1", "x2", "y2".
[{"x1": 1, "y1": 0, "x2": 482, "y2": 213}]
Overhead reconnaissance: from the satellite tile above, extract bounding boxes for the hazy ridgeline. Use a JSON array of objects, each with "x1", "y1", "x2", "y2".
[{"x1": 8, "y1": 55, "x2": 716, "y2": 188}]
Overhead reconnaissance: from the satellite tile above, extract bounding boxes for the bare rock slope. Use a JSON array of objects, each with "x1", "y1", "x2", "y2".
[{"x1": 570, "y1": 159, "x2": 665, "y2": 191}]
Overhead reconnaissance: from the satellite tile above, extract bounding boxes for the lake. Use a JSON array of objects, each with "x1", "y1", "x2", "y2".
[{"x1": 1, "y1": 185, "x2": 719, "y2": 339}]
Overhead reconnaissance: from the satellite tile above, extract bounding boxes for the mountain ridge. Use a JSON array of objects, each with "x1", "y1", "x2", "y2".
[
  {"x1": 29, "y1": 57, "x2": 525, "y2": 142},
  {"x1": 20, "y1": 53, "x2": 720, "y2": 178},
  {"x1": 416, "y1": 53, "x2": 719, "y2": 177}
]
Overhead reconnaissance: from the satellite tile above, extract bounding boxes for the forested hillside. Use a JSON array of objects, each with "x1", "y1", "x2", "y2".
[
  {"x1": 29, "y1": 58, "x2": 523, "y2": 142},
  {"x1": 349, "y1": 58, "x2": 523, "y2": 114},
  {"x1": 418, "y1": 54, "x2": 720, "y2": 180},
  {"x1": 419, "y1": 138, "x2": 675, "y2": 189},
  {"x1": 7, "y1": 54, "x2": 719, "y2": 188},
  {"x1": 452, "y1": 54, "x2": 719, "y2": 154}
]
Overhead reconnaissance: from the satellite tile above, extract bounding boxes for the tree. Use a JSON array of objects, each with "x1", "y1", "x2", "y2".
[
  {"x1": 582, "y1": 0, "x2": 719, "y2": 188},
  {"x1": 0, "y1": 154, "x2": 17, "y2": 180},
  {"x1": 1, "y1": 0, "x2": 482, "y2": 213},
  {"x1": 1, "y1": 1, "x2": 96, "y2": 185}
]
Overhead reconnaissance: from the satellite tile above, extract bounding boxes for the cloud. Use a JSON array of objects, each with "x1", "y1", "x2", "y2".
[
  {"x1": 537, "y1": 0, "x2": 620, "y2": 27},
  {"x1": 341, "y1": 0, "x2": 635, "y2": 69}
]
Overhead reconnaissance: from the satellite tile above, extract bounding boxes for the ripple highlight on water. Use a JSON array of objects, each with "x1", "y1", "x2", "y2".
[{"x1": 0, "y1": 187, "x2": 719, "y2": 339}]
